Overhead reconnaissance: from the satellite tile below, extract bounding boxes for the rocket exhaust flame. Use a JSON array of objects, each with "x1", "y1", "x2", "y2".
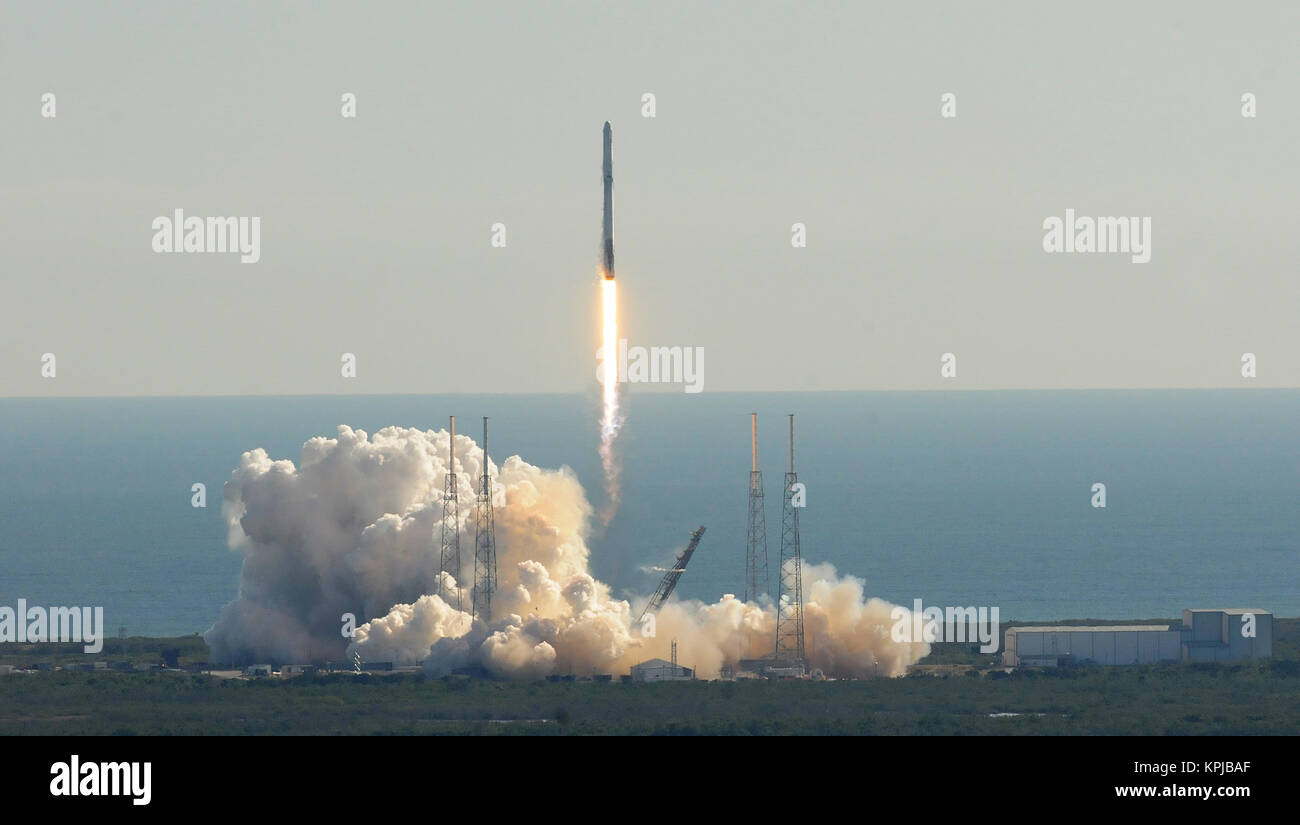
[{"x1": 598, "y1": 278, "x2": 622, "y2": 523}]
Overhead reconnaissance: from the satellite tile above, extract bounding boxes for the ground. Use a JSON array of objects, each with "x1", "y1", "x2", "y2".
[{"x1": 0, "y1": 620, "x2": 1296, "y2": 735}]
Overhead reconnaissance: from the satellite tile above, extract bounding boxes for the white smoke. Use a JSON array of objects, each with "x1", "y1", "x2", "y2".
[{"x1": 206, "y1": 425, "x2": 929, "y2": 677}]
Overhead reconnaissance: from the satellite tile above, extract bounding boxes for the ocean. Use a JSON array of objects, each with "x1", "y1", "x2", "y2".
[{"x1": 0, "y1": 390, "x2": 1296, "y2": 636}]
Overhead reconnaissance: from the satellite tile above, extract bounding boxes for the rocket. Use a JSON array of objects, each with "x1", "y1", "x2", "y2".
[{"x1": 602, "y1": 121, "x2": 615, "y2": 279}]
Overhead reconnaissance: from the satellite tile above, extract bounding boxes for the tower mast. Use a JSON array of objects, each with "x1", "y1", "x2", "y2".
[
  {"x1": 473, "y1": 417, "x2": 498, "y2": 621},
  {"x1": 775, "y1": 413, "x2": 805, "y2": 668},
  {"x1": 744, "y1": 413, "x2": 769, "y2": 603},
  {"x1": 439, "y1": 416, "x2": 461, "y2": 610}
]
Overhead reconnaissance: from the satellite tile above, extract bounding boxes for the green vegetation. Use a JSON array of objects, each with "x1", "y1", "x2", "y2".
[
  {"x1": 1, "y1": 620, "x2": 1296, "y2": 735},
  {"x1": 0, "y1": 635, "x2": 208, "y2": 669}
]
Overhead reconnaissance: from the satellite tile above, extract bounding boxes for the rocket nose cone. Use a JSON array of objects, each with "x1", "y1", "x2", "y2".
[{"x1": 603, "y1": 121, "x2": 611, "y2": 132}]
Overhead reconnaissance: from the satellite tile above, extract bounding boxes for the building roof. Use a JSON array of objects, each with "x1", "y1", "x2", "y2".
[
  {"x1": 631, "y1": 658, "x2": 678, "y2": 669},
  {"x1": 1009, "y1": 625, "x2": 1172, "y2": 634},
  {"x1": 1186, "y1": 608, "x2": 1270, "y2": 615}
]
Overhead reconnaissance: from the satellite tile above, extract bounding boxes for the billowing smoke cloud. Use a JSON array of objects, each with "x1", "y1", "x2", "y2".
[{"x1": 206, "y1": 425, "x2": 929, "y2": 677}]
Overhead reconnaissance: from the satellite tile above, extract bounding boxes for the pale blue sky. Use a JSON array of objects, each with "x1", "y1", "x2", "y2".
[{"x1": 3, "y1": 1, "x2": 1298, "y2": 395}]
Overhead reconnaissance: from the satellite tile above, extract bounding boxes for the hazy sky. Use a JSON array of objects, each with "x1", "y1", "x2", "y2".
[{"x1": 3, "y1": 1, "x2": 1299, "y2": 396}]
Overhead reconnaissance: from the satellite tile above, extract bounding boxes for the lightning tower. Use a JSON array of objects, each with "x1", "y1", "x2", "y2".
[
  {"x1": 472, "y1": 416, "x2": 497, "y2": 621},
  {"x1": 744, "y1": 413, "x2": 769, "y2": 603},
  {"x1": 774, "y1": 413, "x2": 805, "y2": 666},
  {"x1": 439, "y1": 415, "x2": 461, "y2": 610}
]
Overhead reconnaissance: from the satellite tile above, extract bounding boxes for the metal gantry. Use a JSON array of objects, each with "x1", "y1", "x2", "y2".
[
  {"x1": 439, "y1": 415, "x2": 462, "y2": 610},
  {"x1": 775, "y1": 413, "x2": 805, "y2": 666},
  {"x1": 472, "y1": 417, "x2": 497, "y2": 622},
  {"x1": 744, "y1": 413, "x2": 770, "y2": 603},
  {"x1": 638, "y1": 526, "x2": 706, "y2": 624}
]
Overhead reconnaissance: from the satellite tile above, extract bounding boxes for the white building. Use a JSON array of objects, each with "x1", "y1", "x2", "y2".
[
  {"x1": 1003, "y1": 608, "x2": 1275, "y2": 667},
  {"x1": 1182, "y1": 609, "x2": 1272, "y2": 662},
  {"x1": 1003, "y1": 625, "x2": 1182, "y2": 667},
  {"x1": 629, "y1": 658, "x2": 693, "y2": 681}
]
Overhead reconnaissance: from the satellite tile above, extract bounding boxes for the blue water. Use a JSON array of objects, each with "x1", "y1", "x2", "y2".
[{"x1": 0, "y1": 391, "x2": 1296, "y2": 636}]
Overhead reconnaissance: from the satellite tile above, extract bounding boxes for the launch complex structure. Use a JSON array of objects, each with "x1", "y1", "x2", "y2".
[
  {"x1": 437, "y1": 416, "x2": 497, "y2": 622},
  {"x1": 742, "y1": 413, "x2": 807, "y2": 675}
]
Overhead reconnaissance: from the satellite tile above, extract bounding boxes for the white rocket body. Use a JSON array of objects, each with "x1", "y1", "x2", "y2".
[{"x1": 602, "y1": 121, "x2": 614, "y2": 278}]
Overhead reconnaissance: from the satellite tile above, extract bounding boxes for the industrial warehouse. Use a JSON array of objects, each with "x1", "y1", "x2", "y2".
[{"x1": 1003, "y1": 609, "x2": 1274, "y2": 667}]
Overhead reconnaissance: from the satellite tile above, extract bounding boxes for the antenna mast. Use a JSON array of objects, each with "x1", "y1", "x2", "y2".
[
  {"x1": 472, "y1": 417, "x2": 498, "y2": 621},
  {"x1": 775, "y1": 413, "x2": 805, "y2": 668},
  {"x1": 439, "y1": 416, "x2": 461, "y2": 610},
  {"x1": 744, "y1": 413, "x2": 769, "y2": 602}
]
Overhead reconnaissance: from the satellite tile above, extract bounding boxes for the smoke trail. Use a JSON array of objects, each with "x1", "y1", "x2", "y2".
[
  {"x1": 206, "y1": 425, "x2": 929, "y2": 677},
  {"x1": 597, "y1": 277, "x2": 623, "y2": 523}
]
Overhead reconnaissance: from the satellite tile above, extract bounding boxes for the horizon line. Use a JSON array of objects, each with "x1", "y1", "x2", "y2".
[{"x1": 2, "y1": 385, "x2": 1297, "y2": 402}]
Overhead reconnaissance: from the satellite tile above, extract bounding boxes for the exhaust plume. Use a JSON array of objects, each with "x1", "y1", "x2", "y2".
[
  {"x1": 597, "y1": 278, "x2": 623, "y2": 523},
  {"x1": 205, "y1": 425, "x2": 929, "y2": 678}
]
